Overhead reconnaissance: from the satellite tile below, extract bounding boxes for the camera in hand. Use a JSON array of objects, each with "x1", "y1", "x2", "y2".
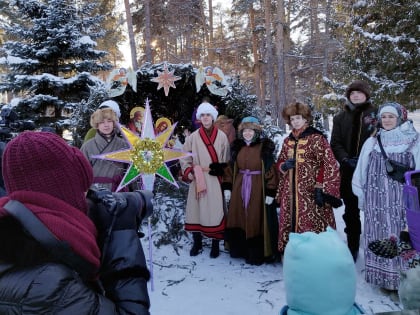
[{"x1": 87, "y1": 188, "x2": 154, "y2": 224}]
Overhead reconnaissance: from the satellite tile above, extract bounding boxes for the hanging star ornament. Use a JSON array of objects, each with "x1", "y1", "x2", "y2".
[
  {"x1": 150, "y1": 62, "x2": 182, "y2": 97},
  {"x1": 92, "y1": 99, "x2": 192, "y2": 191}
]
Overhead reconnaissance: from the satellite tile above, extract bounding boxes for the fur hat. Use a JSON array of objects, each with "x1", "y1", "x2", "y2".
[
  {"x1": 196, "y1": 102, "x2": 218, "y2": 121},
  {"x1": 345, "y1": 80, "x2": 371, "y2": 100},
  {"x1": 238, "y1": 116, "x2": 262, "y2": 132},
  {"x1": 2, "y1": 131, "x2": 93, "y2": 212},
  {"x1": 90, "y1": 108, "x2": 118, "y2": 129},
  {"x1": 282, "y1": 102, "x2": 312, "y2": 124},
  {"x1": 99, "y1": 100, "x2": 121, "y2": 119},
  {"x1": 215, "y1": 115, "x2": 233, "y2": 124}
]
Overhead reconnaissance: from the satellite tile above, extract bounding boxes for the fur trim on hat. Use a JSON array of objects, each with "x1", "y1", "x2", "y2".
[
  {"x1": 238, "y1": 121, "x2": 262, "y2": 132},
  {"x1": 90, "y1": 108, "x2": 118, "y2": 129},
  {"x1": 215, "y1": 115, "x2": 233, "y2": 123},
  {"x1": 196, "y1": 102, "x2": 218, "y2": 121},
  {"x1": 99, "y1": 100, "x2": 121, "y2": 118},
  {"x1": 345, "y1": 80, "x2": 371, "y2": 100},
  {"x1": 282, "y1": 102, "x2": 312, "y2": 124}
]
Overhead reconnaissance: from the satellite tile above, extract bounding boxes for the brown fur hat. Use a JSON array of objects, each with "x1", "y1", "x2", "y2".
[
  {"x1": 282, "y1": 102, "x2": 312, "y2": 124},
  {"x1": 345, "y1": 80, "x2": 371, "y2": 100},
  {"x1": 238, "y1": 116, "x2": 262, "y2": 132},
  {"x1": 90, "y1": 108, "x2": 118, "y2": 129}
]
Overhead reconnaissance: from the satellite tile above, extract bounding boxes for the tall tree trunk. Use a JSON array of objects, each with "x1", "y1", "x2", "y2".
[
  {"x1": 144, "y1": 0, "x2": 152, "y2": 63},
  {"x1": 185, "y1": 18, "x2": 193, "y2": 62},
  {"x1": 208, "y1": 0, "x2": 214, "y2": 64},
  {"x1": 249, "y1": 5, "x2": 262, "y2": 107},
  {"x1": 263, "y1": 0, "x2": 276, "y2": 110},
  {"x1": 275, "y1": 0, "x2": 287, "y2": 128},
  {"x1": 199, "y1": 1, "x2": 210, "y2": 64},
  {"x1": 322, "y1": 0, "x2": 332, "y2": 131},
  {"x1": 124, "y1": 0, "x2": 138, "y2": 70}
]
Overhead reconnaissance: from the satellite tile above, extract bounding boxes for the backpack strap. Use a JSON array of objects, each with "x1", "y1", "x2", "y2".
[{"x1": 4, "y1": 199, "x2": 95, "y2": 279}]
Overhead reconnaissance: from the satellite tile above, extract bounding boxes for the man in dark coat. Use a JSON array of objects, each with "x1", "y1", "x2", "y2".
[
  {"x1": 0, "y1": 131, "x2": 151, "y2": 314},
  {"x1": 330, "y1": 80, "x2": 376, "y2": 261}
]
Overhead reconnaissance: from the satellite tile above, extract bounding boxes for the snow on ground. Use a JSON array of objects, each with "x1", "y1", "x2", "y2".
[
  {"x1": 143, "y1": 109, "x2": 420, "y2": 315},
  {"x1": 143, "y1": 206, "x2": 402, "y2": 315}
]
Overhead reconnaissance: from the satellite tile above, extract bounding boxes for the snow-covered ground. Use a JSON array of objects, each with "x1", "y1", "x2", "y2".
[{"x1": 143, "y1": 109, "x2": 420, "y2": 315}]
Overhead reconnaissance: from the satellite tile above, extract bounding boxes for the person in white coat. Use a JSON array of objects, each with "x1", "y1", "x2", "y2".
[
  {"x1": 180, "y1": 102, "x2": 230, "y2": 258},
  {"x1": 352, "y1": 102, "x2": 420, "y2": 292}
]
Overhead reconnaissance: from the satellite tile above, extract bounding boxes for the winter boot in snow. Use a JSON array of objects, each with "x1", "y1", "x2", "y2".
[
  {"x1": 245, "y1": 236, "x2": 264, "y2": 265},
  {"x1": 226, "y1": 228, "x2": 246, "y2": 258},
  {"x1": 190, "y1": 232, "x2": 203, "y2": 256},
  {"x1": 210, "y1": 239, "x2": 220, "y2": 258}
]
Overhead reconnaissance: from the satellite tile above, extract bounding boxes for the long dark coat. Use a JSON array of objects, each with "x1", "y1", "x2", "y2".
[{"x1": 224, "y1": 138, "x2": 279, "y2": 261}]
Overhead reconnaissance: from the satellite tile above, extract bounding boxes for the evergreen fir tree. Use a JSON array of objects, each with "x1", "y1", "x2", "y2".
[
  {"x1": 0, "y1": 0, "x2": 112, "y2": 135},
  {"x1": 340, "y1": 0, "x2": 419, "y2": 108}
]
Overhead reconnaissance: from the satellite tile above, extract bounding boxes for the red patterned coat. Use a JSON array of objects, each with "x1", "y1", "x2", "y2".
[{"x1": 276, "y1": 126, "x2": 341, "y2": 253}]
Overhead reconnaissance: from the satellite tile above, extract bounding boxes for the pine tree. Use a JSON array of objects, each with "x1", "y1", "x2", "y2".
[
  {"x1": 340, "y1": 0, "x2": 419, "y2": 108},
  {"x1": 0, "y1": 0, "x2": 112, "y2": 135}
]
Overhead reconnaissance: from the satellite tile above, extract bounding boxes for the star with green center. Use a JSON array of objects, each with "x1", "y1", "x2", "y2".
[{"x1": 92, "y1": 99, "x2": 191, "y2": 191}]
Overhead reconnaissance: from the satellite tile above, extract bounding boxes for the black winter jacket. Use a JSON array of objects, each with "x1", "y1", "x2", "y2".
[
  {"x1": 330, "y1": 101, "x2": 376, "y2": 164},
  {"x1": 0, "y1": 217, "x2": 150, "y2": 315}
]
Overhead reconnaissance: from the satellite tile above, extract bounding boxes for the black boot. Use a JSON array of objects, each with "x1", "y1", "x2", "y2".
[
  {"x1": 347, "y1": 234, "x2": 360, "y2": 262},
  {"x1": 210, "y1": 239, "x2": 220, "y2": 258},
  {"x1": 190, "y1": 232, "x2": 202, "y2": 256},
  {"x1": 245, "y1": 236, "x2": 264, "y2": 265},
  {"x1": 226, "y1": 228, "x2": 246, "y2": 258}
]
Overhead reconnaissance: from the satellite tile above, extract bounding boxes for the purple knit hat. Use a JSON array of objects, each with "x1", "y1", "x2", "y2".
[{"x1": 2, "y1": 131, "x2": 93, "y2": 212}]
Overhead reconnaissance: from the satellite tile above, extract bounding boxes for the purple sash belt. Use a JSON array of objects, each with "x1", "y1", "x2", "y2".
[{"x1": 239, "y1": 169, "x2": 262, "y2": 209}]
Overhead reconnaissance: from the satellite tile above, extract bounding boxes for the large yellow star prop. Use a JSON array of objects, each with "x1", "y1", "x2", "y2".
[
  {"x1": 92, "y1": 99, "x2": 191, "y2": 191},
  {"x1": 151, "y1": 62, "x2": 181, "y2": 97}
]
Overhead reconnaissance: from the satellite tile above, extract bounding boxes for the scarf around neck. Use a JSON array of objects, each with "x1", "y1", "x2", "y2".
[{"x1": 0, "y1": 191, "x2": 100, "y2": 277}]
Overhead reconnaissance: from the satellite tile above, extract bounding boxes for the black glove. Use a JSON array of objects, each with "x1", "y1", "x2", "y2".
[
  {"x1": 88, "y1": 190, "x2": 145, "y2": 232},
  {"x1": 397, "y1": 230, "x2": 413, "y2": 256},
  {"x1": 323, "y1": 193, "x2": 343, "y2": 208},
  {"x1": 209, "y1": 162, "x2": 227, "y2": 176},
  {"x1": 281, "y1": 159, "x2": 296, "y2": 172},
  {"x1": 314, "y1": 188, "x2": 324, "y2": 207},
  {"x1": 342, "y1": 157, "x2": 358, "y2": 169}
]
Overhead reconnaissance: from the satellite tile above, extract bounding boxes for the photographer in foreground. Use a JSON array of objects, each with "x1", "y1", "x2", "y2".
[{"x1": 0, "y1": 131, "x2": 151, "y2": 314}]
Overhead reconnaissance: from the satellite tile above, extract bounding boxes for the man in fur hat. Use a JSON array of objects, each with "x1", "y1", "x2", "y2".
[
  {"x1": 180, "y1": 102, "x2": 230, "y2": 258},
  {"x1": 330, "y1": 80, "x2": 377, "y2": 261}
]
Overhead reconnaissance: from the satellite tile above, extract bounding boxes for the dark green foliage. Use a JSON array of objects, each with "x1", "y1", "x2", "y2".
[
  {"x1": 0, "y1": 0, "x2": 112, "y2": 135},
  {"x1": 149, "y1": 177, "x2": 189, "y2": 254},
  {"x1": 339, "y1": 0, "x2": 419, "y2": 108},
  {"x1": 71, "y1": 82, "x2": 108, "y2": 148},
  {"x1": 113, "y1": 62, "x2": 229, "y2": 130},
  {"x1": 223, "y1": 77, "x2": 257, "y2": 128}
]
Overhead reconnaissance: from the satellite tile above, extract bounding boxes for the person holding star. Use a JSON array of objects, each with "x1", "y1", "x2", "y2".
[
  {"x1": 180, "y1": 102, "x2": 230, "y2": 258},
  {"x1": 80, "y1": 107, "x2": 129, "y2": 192}
]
